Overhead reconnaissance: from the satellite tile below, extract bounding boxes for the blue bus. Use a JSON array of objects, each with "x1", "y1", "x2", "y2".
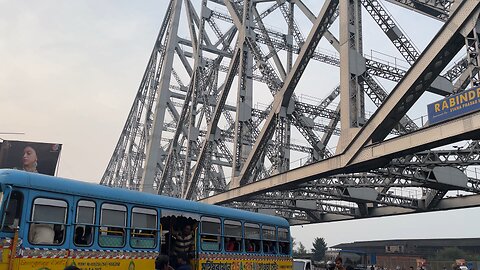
[{"x1": 0, "y1": 169, "x2": 292, "y2": 270}]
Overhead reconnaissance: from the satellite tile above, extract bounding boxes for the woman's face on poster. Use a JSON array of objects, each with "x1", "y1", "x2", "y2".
[{"x1": 23, "y1": 146, "x2": 37, "y2": 167}]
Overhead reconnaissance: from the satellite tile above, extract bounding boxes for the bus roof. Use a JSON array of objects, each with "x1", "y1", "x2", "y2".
[{"x1": 0, "y1": 169, "x2": 289, "y2": 227}]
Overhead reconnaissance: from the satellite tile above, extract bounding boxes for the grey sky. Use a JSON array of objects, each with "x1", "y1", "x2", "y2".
[
  {"x1": 1, "y1": 0, "x2": 161, "y2": 181},
  {"x1": 1, "y1": 1, "x2": 479, "y2": 249}
]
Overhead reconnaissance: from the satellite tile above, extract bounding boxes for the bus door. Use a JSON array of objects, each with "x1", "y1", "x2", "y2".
[
  {"x1": 160, "y1": 210, "x2": 199, "y2": 268},
  {"x1": 0, "y1": 185, "x2": 25, "y2": 270},
  {"x1": 193, "y1": 225, "x2": 200, "y2": 270}
]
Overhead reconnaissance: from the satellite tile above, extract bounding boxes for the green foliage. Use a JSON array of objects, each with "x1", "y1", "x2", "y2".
[
  {"x1": 431, "y1": 247, "x2": 466, "y2": 261},
  {"x1": 471, "y1": 254, "x2": 480, "y2": 261},
  {"x1": 429, "y1": 247, "x2": 480, "y2": 266},
  {"x1": 311, "y1": 237, "x2": 328, "y2": 261},
  {"x1": 464, "y1": 252, "x2": 480, "y2": 261},
  {"x1": 294, "y1": 242, "x2": 308, "y2": 256}
]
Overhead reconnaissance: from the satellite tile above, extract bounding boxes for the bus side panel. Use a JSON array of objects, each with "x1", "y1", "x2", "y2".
[
  {"x1": 9, "y1": 257, "x2": 155, "y2": 270},
  {"x1": 68, "y1": 258, "x2": 154, "y2": 270},
  {"x1": 197, "y1": 256, "x2": 293, "y2": 270},
  {"x1": 0, "y1": 246, "x2": 13, "y2": 270}
]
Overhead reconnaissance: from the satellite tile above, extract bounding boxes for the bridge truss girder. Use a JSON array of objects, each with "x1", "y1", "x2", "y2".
[{"x1": 102, "y1": 0, "x2": 480, "y2": 224}]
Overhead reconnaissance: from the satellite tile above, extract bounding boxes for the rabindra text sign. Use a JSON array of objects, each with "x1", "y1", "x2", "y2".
[{"x1": 427, "y1": 86, "x2": 480, "y2": 124}]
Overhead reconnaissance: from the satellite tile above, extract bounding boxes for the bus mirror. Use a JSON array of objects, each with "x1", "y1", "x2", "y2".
[{"x1": 0, "y1": 185, "x2": 12, "y2": 231}]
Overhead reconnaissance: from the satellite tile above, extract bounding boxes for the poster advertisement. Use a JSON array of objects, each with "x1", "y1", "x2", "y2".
[
  {"x1": 427, "y1": 86, "x2": 480, "y2": 124},
  {"x1": 0, "y1": 140, "x2": 62, "y2": 176}
]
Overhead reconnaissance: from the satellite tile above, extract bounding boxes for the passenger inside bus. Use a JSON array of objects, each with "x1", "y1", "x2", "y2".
[
  {"x1": 29, "y1": 223, "x2": 55, "y2": 244},
  {"x1": 53, "y1": 224, "x2": 64, "y2": 243},
  {"x1": 74, "y1": 226, "x2": 87, "y2": 245},
  {"x1": 246, "y1": 238, "x2": 260, "y2": 252},
  {"x1": 246, "y1": 240, "x2": 255, "y2": 252},
  {"x1": 225, "y1": 237, "x2": 236, "y2": 251},
  {"x1": 279, "y1": 242, "x2": 289, "y2": 254},
  {"x1": 84, "y1": 225, "x2": 93, "y2": 244},
  {"x1": 263, "y1": 241, "x2": 277, "y2": 254}
]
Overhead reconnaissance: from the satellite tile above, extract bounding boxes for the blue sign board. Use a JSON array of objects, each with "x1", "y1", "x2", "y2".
[{"x1": 427, "y1": 86, "x2": 480, "y2": 124}]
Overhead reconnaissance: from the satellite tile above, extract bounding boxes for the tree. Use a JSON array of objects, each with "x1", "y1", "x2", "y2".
[
  {"x1": 311, "y1": 237, "x2": 328, "y2": 261},
  {"x1": 294, "y1": 242, "x2": 308, "y2": 257},
  {"x1": 431, "y1": 247, "x2": 466, "y2": 261}
]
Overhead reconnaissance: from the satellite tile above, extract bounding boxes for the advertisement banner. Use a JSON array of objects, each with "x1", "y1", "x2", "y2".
[
  {"x1": 0, "y1": 140, "x2": 62, "y2": 176},
  {"x1": 427, "y1": 86, "x2": 480, "y2": 125}
]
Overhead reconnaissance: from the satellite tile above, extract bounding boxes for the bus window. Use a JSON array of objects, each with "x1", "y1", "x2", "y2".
[
  {"x1": 262, "y1": 225, "x2": 277, "y2": 254},
  {"x1": 1, "y1": 191, "x2": 23, "y2": 232},
  {"x1": 278, "y1": 227, "x2": 290, "y2": 255},
  {"x1": 224, "y1": 220, "x2": 241, "y2": 252},
  {"x1": 200, "y1": 217, "x2": 221, "y2": 251},
  {"x1": 74, "y1": 200, "x2": 95, "y2": 246},
  {"x1": 131, "y1": 207, "x2": 157, "y2": 249},
  {"x1": 29, "y1": 198, "x2": 67, "y2": 245},
  {"x1": 244, "y1": 223, "x2": 260, "y2": 253},
  {"x1": 99, "y1": 203, "x2": 126, "y2": 248}
]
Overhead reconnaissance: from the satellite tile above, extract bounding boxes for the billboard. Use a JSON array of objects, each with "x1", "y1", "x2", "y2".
[
  {"x1": 0, "y1": 140, "x2": 62, "y2": 176},
  {"x1": 427, "y1": 86, "x2": 480, "y2": 125}
]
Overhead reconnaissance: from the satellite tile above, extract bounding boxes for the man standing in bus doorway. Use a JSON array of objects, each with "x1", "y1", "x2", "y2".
[{"x1": 174, "y1": 224, "x2": 194, "y2": 255}]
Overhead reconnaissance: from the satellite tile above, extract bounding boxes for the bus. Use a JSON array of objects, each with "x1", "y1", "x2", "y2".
[{"x1": 0, "y1": 169, "x2": 292, "y2": 270}]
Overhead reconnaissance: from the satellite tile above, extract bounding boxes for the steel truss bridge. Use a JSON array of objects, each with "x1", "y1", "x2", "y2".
[{"x1": 101, "y1": 0, "x2": 480, "y2": 225}]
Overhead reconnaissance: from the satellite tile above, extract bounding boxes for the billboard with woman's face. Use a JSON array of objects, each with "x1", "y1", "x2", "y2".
[{"x1": 0, "y1": 140, "x2": 62, "y2": 176}]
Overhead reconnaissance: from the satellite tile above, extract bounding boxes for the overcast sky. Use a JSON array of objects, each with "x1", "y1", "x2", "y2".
[{"x1": 1, "y1": 0, "x2": 479, "y2": 249}]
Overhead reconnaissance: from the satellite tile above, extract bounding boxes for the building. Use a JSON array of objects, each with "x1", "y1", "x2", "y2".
[{"x1": 331, "y1": 238, "x2": 480, "y2": 270}]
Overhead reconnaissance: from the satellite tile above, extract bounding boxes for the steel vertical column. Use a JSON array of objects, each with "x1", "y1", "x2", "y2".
[
  {"x1": 181, "y1": 0, "x2": 206, "y2": 198},
  {"x1": 141, "y1": 0, "x2": 183, "y2": 193},
  {"x1": 338, "y1": 0, "x2": 366, "y2": 153},
  {"x1": 231, "y1": 0, "x2": 254, "y2": 182},
  {"x1": 279, "y1": 2, "x2": 294, "y2": 173}
]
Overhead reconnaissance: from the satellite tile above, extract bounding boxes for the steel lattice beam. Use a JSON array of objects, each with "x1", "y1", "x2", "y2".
[{"x1": 103, "y1": 0, "x2": 480, "y2": 224}]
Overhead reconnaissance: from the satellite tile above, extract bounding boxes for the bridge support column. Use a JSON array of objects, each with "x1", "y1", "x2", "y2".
[{"x1": 338, "y1": 0, "x2": 366, "y2": 154}]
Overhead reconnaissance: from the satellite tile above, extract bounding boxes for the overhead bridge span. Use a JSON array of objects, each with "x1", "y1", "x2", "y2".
[{"x1": 101, "y1": 0, "x2": 480, "y2": 225}]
